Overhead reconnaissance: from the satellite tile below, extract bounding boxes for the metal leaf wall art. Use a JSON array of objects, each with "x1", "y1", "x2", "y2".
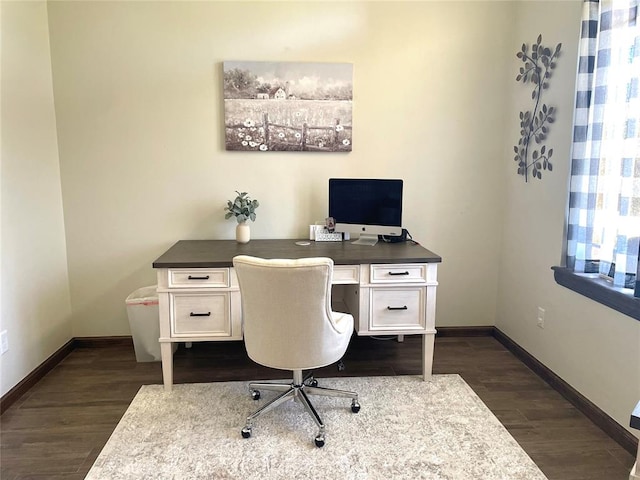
[{"x1": 513, "y1": 35, "x2": 561, "y2": 182}]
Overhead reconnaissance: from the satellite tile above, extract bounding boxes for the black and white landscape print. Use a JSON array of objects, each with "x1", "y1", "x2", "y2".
[{"x1": 223, "y1": 61, "x2": 353, "y2": 152}]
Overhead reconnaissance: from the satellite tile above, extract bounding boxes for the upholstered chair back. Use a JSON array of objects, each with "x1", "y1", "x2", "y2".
[{"x1": 233, "y1": 255, "x2": 354, "y2": 371}]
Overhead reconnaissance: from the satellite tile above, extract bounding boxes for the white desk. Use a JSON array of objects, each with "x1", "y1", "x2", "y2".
[{"x1": 153, "y1": 239, "x2": 441, "y2": 391}]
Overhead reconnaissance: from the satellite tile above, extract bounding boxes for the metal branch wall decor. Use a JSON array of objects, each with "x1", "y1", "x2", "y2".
[{"x1": 513, "y1": 35, "x2": 562, "y2": 182}]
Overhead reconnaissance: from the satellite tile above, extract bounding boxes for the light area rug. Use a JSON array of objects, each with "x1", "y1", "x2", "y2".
[{"x1": 86, "y1": 375, "x2": 547, "y2": 480}]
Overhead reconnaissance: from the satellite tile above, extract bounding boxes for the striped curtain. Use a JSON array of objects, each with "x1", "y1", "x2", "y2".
[{"x1": 567, "y1": 0, "x2": 640, "y2": 296}]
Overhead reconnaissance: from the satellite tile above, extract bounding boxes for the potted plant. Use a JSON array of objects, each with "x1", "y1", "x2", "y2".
[{"x1": 225, "y1": 191, "x2": 259, "y2": 243}]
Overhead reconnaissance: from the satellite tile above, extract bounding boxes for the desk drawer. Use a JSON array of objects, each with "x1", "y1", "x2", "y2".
[
  {"x1": 370, "y1": 264, "x2": 427, "y2": 284},
  {"x1": 369, "y1": 287, "x2": 425, "y2": 331},
  {"x1": 333, "y1": 265, "x2": 359, "y2": 284},
  {"x1": 168, "y1": 269, "x2": 230, "y2": 288},
  {"x1": 170, "y1": 293, "x2": 232, "y2": 337}
]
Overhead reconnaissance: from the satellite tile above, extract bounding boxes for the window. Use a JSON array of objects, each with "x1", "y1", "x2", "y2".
[{"x1": 562, "y1": 0, "x2": 640, "y2": 311}]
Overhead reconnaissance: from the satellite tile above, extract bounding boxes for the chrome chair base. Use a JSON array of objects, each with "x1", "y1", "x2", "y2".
[{"x1": 240, "y1": 370, "x2": 360, "y2": 447}]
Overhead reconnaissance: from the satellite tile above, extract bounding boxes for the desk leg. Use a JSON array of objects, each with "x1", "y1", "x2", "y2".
[
  {"x1": 422, "y1": 333, "x2": 434, "y2": 381},
  {"x1": 160, "y1": 342, "x2": 174, "y2": 392}
]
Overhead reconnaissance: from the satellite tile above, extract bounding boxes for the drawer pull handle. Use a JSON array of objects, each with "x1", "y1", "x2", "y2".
[
  {"x1": 190, "y1": 312, "x2": 211, "y2": 317},
  {"x1": 188, "y1": 275, "x2": 210, "y2": 280},
  {"x1": 388, "y1": 271, "x2": 409, "y2": 276},
  {"x1": 387, "y1": 306, "x2": 408, "y2": 311}
]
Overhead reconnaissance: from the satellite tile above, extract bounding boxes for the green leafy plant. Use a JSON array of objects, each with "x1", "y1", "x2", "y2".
[
  {"x1": 513, "y1": 34, "x2": 561, "y2": 182},
  {"x1": 224, "y1": 191, "x2": 259, "y2": 223}
]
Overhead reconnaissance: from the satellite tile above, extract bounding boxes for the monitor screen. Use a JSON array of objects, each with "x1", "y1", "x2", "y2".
[{"x1": 328, "y1": 178, "x2": 403, "y2": 244}]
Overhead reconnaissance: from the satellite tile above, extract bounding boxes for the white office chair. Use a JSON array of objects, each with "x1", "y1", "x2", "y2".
[{"x1": 232, "y1": 255, "x2": 360, "y2": 448}]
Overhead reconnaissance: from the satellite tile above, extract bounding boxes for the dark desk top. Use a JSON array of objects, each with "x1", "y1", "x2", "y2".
[{"x1": 153, "y1": 239, "x2": 442, "y2": 269}]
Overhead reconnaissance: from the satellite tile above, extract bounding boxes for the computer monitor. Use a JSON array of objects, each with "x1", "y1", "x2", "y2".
[{"x1": 328, "y1": 178, "x2": 403, "y2": 246}]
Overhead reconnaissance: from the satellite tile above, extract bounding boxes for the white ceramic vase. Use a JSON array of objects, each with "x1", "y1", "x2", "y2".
[{"x1": 236, "y1": 221, "x2": 250, "y2": 244}]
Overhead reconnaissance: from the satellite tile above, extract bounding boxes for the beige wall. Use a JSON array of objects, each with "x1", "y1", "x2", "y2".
[
  {"x1": 497, "y1": 1, "x2": 639, "y2": 437},
  {"x1": 1, "y1": 0, "x2": 72, "y2": 395},
  {"x1": 2, "y1": 0, "x2": 636, "y2": 439},
  {"x1": 46, "y1": 0, "x2": 512, "y2": 337}
]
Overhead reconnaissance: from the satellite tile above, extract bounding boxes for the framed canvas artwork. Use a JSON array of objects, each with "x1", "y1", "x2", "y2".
[{"x1": 223, "y1": 61, "x2": 353, "y2": 152}]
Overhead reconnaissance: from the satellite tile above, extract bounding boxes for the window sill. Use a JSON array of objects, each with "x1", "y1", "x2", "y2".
[{"x1": 552, "y1": 266, "x2": 639, "y2": 321}]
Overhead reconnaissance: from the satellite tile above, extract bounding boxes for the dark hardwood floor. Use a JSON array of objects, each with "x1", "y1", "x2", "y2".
[{"x1": 0, "y1": 335, "x2": 635, "y2": 479}]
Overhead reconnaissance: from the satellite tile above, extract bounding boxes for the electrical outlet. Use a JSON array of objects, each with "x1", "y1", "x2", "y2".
[
  {"x1": 537, "y1": 307, "x2": 545, "y2": 329},
  {"x1": 0, "y1": 330, "x2": 8, "y2": 354}
]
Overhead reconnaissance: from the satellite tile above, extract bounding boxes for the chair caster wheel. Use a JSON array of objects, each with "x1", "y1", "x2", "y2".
[
  {"x1": 251, "y1": 390, "x2": 260, "y2": 400},
  {"x1": 241, "y1": 427, "x2": 252, "y2": 438},
  {"x1": 308, "y1": 378, "x2": 318, "y2": 387},
  {"x1": 351, "y1": 401, "x2": 360, "y2": 413},
  {"x1": 337, "y1": 360, "x2": 345, "y2": 371},
  {"x1": 314, "y1": 435, "x2": 325, "y2": 448}
]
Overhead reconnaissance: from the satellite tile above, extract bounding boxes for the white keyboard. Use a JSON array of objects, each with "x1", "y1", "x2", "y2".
[{"x1": 315, "y1": 231, "x2": 343, "y2": 242}]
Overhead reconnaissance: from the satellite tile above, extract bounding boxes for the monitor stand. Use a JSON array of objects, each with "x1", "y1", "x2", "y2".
[{"x1": 351, "y1": 234, "x2": 379, "y2": 246}]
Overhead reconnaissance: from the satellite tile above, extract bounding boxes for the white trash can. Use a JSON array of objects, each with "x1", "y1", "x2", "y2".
[{"x1": 125, "y1": 285, "x2": 176, "y2": 362}]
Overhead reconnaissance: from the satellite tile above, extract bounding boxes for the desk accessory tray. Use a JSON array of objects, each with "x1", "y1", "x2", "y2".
[
  {"x1": 315, "y1": 232, "x2": 344, "y2": 242},
  {"x1": 310, "y1": 225, "x2": 346, "y2": 242}
]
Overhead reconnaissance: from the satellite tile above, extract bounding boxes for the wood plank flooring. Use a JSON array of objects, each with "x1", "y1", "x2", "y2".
[{"x1": 0, "y1": 335, "x2": 635, "y2": 479}]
